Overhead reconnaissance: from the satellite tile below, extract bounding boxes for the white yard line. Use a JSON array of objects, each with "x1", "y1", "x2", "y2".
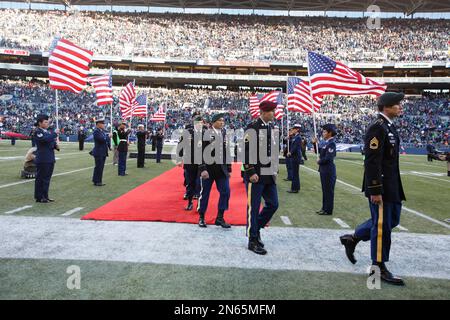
[
  {"x1": 280, "y1": 216, "x2": 292, "y2": 225},
  {"x1": 302, "y1": 165, "x2": 450, "y2": 230},
  {"x1": 396, "y1": 225, "x2": 409, "y2": 231},
  {"x1": 0, "y1": 159, "x2": 133, "y2": 189},
  {"x1": 0, "y1": 215, "x2": 448, "y2": 280},
  {"x1": 4, "y1": 205, "x2": 33, "y2": 214},
  {"x1": 61, "y1": 207, "x2": 84, "y2": 217},
  {"x1": 332, "y1": 218, "x2": 351, "y2": 229}
]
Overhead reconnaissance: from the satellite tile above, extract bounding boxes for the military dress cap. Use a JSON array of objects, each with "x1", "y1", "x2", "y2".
[
  {"x1": 293, "y1": 124, "x2": 302, "y2": 129},
  {"x1": 95, "y1": 118, "x2": 105, "y2": 124},
  {"x1": 322, "y1": 123, "x2": 337, "y2": 135},
  {"x1": 210, "y1": 113, "x2": 225, "y2": 123},
  {"x1": 377, "y1": 92, "x2": 405, "y2": 107},
  {"x1": 259, "y1": 100, "x2": 277, "y2": 112},
  {"x1": 35, "y1": 114, "x2": 49, "y2": 126}
]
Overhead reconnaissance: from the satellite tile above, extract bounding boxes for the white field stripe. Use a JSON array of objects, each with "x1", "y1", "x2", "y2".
[
  {"x1": 406, "y1": 172, "x2": 450, "y2": 184},
  {"x1": 5, "y1": 205, "x2": 32, "y2": 214},
  {"x1": 280, "y1": 216, "x2": 292, "y2": 225},
  {"x1": 61, "y1": 207, "x2": 84, "y2": 216},
  {"x1": 333, "y1": 218, "x2": 350, "y2": 228},
  {"x1": 396, "y1": 225, "x2": 409, "y2": 231},
  {"x1": 0, "y1": 158, "x2": 133, "y2": 190},
  {"x1": 301, "y1": 165, "x2": 450, "y2": 230}
]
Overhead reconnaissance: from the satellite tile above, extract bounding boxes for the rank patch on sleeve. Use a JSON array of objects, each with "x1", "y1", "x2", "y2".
[{"x1": 370, "y1": 137, "x2": 379, "y2": 150}]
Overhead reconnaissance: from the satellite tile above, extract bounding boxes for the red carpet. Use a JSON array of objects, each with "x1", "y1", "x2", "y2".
[{"x1": 82, "y1": 163, "x2": 248, "y2": 225}]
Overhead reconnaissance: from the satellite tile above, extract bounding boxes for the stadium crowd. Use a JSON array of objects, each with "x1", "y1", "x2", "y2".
[
  {"x1": 0, "y1": 9, "x2": 448, "y2": 63},
  {"x1": 0, "y1": 80, "x2": 448, "y2": 147}
]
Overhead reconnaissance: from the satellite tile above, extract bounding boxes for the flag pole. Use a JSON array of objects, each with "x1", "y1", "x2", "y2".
[
  {"x1": 55, "y1": 89, "x2": 59, "y2": 130},
  {"x1": 145, "y1": 95, "x2": 148, "y2": 132},
  {"x1": 110, "y1": 102, "x2": 113, "y2": 137},
  {"x1": 306, "y1": 52, "x2": 319, "y2": 158}
]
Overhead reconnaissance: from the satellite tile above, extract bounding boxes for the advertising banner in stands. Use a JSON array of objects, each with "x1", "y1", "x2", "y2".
[
  {"x1": 348, "y1": 63, "x2": 383, "y2": 69},
  {"x1": 197, "y1": 59, "x2": 270, "y2": 68},
  {"x1": 0, "y1": 48, "x2": 30, "y2": 56},
  {"x1": 394, "y1": 62, "x2": 433, "y2": 69}
]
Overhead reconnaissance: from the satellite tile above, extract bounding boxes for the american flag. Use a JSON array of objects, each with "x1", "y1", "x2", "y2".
[
  {"x1": 287, "y1": 76, "x2": 322, "y2": 113},
  {"x1": 248, "y1": 91, "x2": 281, "y2": 119},
  {"x1": 88, "y1": 69, "x2": 113, "y2": 106},
  {"x1": 119, "y1": 82, "x2": 136, "y2": 120},
  {"x1": 308, "y1": 51, "x2": 387, "y2": 97},
  {"x1": 150, "y1": 103, "x2": 166, "y2": 122},
  {"x1": 48, "y1": 37, "x2": 93, "y2": 94},
  {"x1": 132, "y1": 94, "x2": 147, "y2": 117},
  {"x1": 274, "y1": 92, "x2": 285, "y2": 120}
]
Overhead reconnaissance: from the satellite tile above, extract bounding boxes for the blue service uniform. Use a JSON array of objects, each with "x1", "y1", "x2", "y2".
[
  {"x1": 92, "y1": 128, "x2": 110, "y2": 184},
  {"x1": 155, "y1": 132, "x2": 164, "y2": 163},
  {"x1": 244, "y1": 118, "x2": 279, "y2": 240},
  {"x1": 354, "y1": 114, "x2": 406, "y2": 263},
  {"x1": 289, "y1": 133, "x2": 302, "y2": 192},
  {"x1": 318, "y1": 138, "x2": 337, "y2": 214},
  {"x1": 113, "y1": 129, "x2": 129, "y2": 176},
  {"x1": 285, "y1": 136, "x2": 293, "y2": 181},
  {"x1": 197, "y1": 128, "x2": 231, "y2": 216},
  {"x1": 33, "y1": 127, "x2": 57, "y2": 201}
]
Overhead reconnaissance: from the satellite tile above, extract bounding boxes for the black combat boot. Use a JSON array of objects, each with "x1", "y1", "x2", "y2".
[
  {"x1": 198, "y1": 213, "x2": 207, "y2": 228},
  {"x1": 248, "y1": 237, "x2": 267, "y2": 255},
  {"x1": 215, "y1": 210, "x2": 231, "y2": 228}
]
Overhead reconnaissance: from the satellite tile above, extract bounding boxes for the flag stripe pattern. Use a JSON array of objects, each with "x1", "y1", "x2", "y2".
[
  {"x1": 88, "y1": 70, "x2": 113, "y2": 106},
  {"x1": 274, "y1": 92, "x2": 284, "y2": 120},
  {"x1": 133, "y1": 94, "x2": 147, "y2": 117},
  {"x1": 119, "y1": 82, "x2": 136, "y2": 120},
  {"x1": 48, "y1": 38, "x2": 93, "y2": 94},
  {"x1": 308, "y1": 51, "x2": 387, "y2": 97},
  {"x1": 150, "y1": 103, "x2": 166, "y2": 122},
  {"x1": 248, "y1": 91, "x2": 282, "y2": 119},
  {"x1": 287, "y1": 76, "x2": 323, "y2": 113}
]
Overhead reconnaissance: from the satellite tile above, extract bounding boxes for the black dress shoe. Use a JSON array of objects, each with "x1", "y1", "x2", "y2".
[
  {"x1": 95, "y1": 183, "x2": 106, "y2": 186},
  {"x1": 198, "y1": 218, "x2": 207, "y2": 228},
  {"x1": 287, "y1": 190, "x2": 299, "y2": 193},
  {"x1": 215, "y1": 218, "x2": 231, "y2": 228},
  {"x1": 185, "y1": 202, "x2": 193, "y2": 211},
  {"x1": 46, "y1": 198, "x2": 55, "y2": 202},
  {"x1": 248, "y1": 239, "x2": 267, "y2": 255},
  {"x1": 372, "y1": 264, "x2": 405, "y2": 286},
  {"x1": 36, "y1": 199, "x2": 49, "y2": 203},
  {"x1": 283, "y1": 178, "x2": 292, "y2": 181},
  {"x1": 317, "y1": 211, "x2": 332, "y2": 215},
  {"x1": 340, "y1": 234, "x2": 358, "y2": 264}
]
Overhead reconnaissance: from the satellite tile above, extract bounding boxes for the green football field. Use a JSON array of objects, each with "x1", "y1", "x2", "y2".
[{"x1": 0, "y1": 139, "x2": 449, "y2": 300}]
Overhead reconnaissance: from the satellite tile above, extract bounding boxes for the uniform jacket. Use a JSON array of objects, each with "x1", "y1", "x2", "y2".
[
  {"x1": 318, "y1": 138, "x2": 336, "y2": 174},
  {"x1": 362, "y1": 114, "x2": 406, "y2": 202},
  {"x1": 33, "y1": 127, "x2": 57, "y2": 164},
  {"x1": 92, "y1": 128, "x2": 110, "y2": 158},
  {"x1": 289, "y1": 133, "x2": 303, "y2": 162},
  {"x1": 199, "y1": 127, "x2": 231, "y2": 179},
  {"x1": 243, "y1": 118, "x2": 278, "y2": 184}
]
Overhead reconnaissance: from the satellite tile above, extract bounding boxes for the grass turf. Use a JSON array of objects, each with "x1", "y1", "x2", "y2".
[{"x1": 0, "y1": 258, "x2": 449, "y2": 300}]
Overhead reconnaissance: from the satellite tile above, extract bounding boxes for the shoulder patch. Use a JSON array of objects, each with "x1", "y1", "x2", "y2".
[
  {"x1": 37, "y1": 133, "x2": 43, "y2": 138},
  {"x1": 370, "y1": 137, "x2": 379, "y2": 150}
]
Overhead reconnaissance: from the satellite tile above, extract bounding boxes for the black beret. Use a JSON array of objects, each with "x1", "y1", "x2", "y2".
[
  {"x1": 322, "y1": 123, "x2": 337, "y2": 135},
  {"x1": 377, "y1": 92, "x2": 405, "y2": 107},
  {"x1": 259, "y1": 100, "x2": 277, "y2": 112},
  {"x1": 210, "y1": 113, "x2": 225, "y2": 123}
]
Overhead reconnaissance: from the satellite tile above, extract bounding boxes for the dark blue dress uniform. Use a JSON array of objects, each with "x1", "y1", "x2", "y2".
[
  {"x1": 33, "y1": 127, "x2": 57, "y2": 202},
  {"x1": 155, "y1": 131, "x2": 164, "y2": 163},
  {"x1": 197, "y1": 125, "x2": 231, "y2": 228},
  {"x1": 354, "y1": 113, "x2": 406, "y2": 263},
  {"x1": 289, "y1": 132, "x2": 302, "y2": 192},
  {"x1": 318, "y1": 136, "x2": 337, "y2": 215},
  {"x1": 177, "y1": 123, "x2": 204, "y2": 209},
  {"x1": 284, "y1": 135, "x2": 293, "y2": 181},
  {"x1": 244, "y1": 101, "x2": 279, "y2": 254},
  {"x1": 92, "y1": 126, "x2": 110, "y2": 185}
]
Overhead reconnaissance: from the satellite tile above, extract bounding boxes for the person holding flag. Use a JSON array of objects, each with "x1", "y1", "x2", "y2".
[
  {"x1": 113, "y1": 122, "x2": 130, "y2": 176},
  {"x1": 286, "y1": 124, "x2": 303, "y2": 193},
  {"x1": 136, "y1": 124, "x2": 149, "y2": 168},
  {"x1": 91, "y1": 118, "x2": 111, "y2": 186}
]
